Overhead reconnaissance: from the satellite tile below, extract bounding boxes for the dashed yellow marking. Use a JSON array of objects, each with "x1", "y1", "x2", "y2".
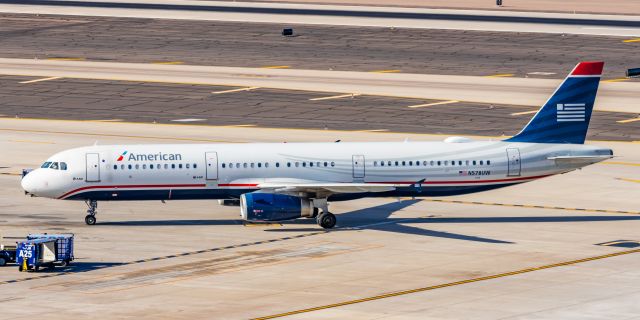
[
  {"x1": 603, "y1": 78, "x2": 630, "y2": 83},
  {"x1": 19, "y1": 76, "x2": 62, "y2": 84},
  {"x1": 260, "y1": 65, "x2": 290, "y2": 69},
  {"x1": 212, "y1": 87, "x2": 259, "y2": 94},
  {"x1": 46, "y1": 57, "x2": 85, "y2": 61},
  {"x1": 601, "y1": 161, "x2": 640, "y2": 167},
  {"x1": 617, "y1": 178, "x2": 640, "y2": 184},
  {"x1": 484, "y1": 73, "x2": 514, "y2": 78},
  {"x1": 151, "y1": 61, "x2": 184, "y2": 65},
  {"x1": 370, "y1": 69, "x2": 401, "y2": 73},
  {"x1": 252, "y1": 249, "x2": 640, "y2": 320},
  {"x1": 407, "y1": 100, "x2": 459, "y2": 108},
  {"x1": 616, "y1": 117, "x2": 640, "y2": 123},
  {"x1": 424, "y1": 199, "x2": 640, "y2": 215},
  {"x1": 510, "y1": 110, "x2": 537, "y2": 116},
  {"x1": 91, "y1": 119, "x2": 123, "y2": 122},
  {"x1": 622, "y1": 38, "x2": 640, "y2": 43},
  {"x1": 309, "y1": 93, "x2": 360, "y2": 101}
]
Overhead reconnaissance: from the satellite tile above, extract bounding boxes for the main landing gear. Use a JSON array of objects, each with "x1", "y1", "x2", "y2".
[
  {"x1": 317, "y1": 211, "x2": 336, "y2": 229},
  {"x1": 85, "y1": 200, "x2": 97, "y2": 225}
]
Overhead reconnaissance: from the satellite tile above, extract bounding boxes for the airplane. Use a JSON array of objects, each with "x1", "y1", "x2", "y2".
[{"x1": 20, "y1": 61, "x2": 613, "y2": 229}]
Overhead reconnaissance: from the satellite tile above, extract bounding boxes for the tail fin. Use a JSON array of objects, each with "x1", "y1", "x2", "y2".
[{"x1": 506, "y1": 61, "x2": 603, "y2": 144}]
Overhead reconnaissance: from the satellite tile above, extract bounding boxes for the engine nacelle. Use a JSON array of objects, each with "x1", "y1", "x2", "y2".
[
  {"x1": 240, "y1": 193, "x2": 313, "y2": 222},
  {"x1": 218, "y1": 199, "x2": 241, "y2": 206}
]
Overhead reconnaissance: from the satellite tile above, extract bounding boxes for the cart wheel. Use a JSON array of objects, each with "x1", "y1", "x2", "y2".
[
  {"x1": 60, "y1": 260, "x2": 68, "y2": 268},
  {"x1": 34, "y1": 265, "x2": 39, "y2": 272},
  {"x1": 18, "y1": 264, "x2": 23, "y2": 272},
  {"x1": 0, "y1": 257, "x2": 6, "y2": 267}
]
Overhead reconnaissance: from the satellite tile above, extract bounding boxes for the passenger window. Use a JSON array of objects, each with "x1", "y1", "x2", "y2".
[
  {"x1": 395, "y1": 161, "x2": 399, "y2": 166},
  {"x1": 465, "y1": 160, "x2": 469, "y2": 165},
  {"x1": 409, "y1": 161, "x2": 413, "y2": 166},
  {"x1": 41, "y1": 162, "x2": 52, "y2": 168},
  {"x1": 373, "y1": 161, "x2": 378, "y2": 167},
  {"x1": 222, "y1": 163, "x2": 226, "y2": 168},
  {"x1": 121, "y1": 164, "x2": 125, "y2": 170},
  {"x1": 243, "y1": 163, "x2": 247, "y2": 168},
  {"x1": 265, "y1": 163, "x2": 269, "y2": 168},
  {"x1": 142, "y1": 164, "x2": 147, "y2": 169},
  {"x1": 258, "y1": 163, "x2": 262, "y2": 168},
  {"x1": 437, "y1": 161, "x2": 441, "y2": 166},
  {"x1": 317, "y1": 162, "x2": 321, "y2": 167},
  {"x1": 324, "y1": 162, "x2": 328, "y2": 167},
  {"x1": 276, "y1": 162, "x2": 280, "y2": 168},
  {"x1": 193, "y1": 164, "x2": 197, "y2": 169},
  {"x1": 60, "y1": 162, "x2": 67, "y2": 170},
  {"x1": 186, "y1": 164, "x2": 190, "y2": 169},
  {"x1": 171, "y1": 164, "x2": 176, "y2": 169},
  {"x1": 135, "y1": 164, "x2": 140, "y2": 169},
  {"x1": 128, "y1": 164, "x2": 132, "y2": 170},
  {"x1": 295, "y1": 162, "x2": 300, "y2": 167},
  {"x1": 380, "y1": 161, "x2": 385, "y2": 167},
  {"x1": 250, "y1": 163, "x2": 254, "y2": 168},
  {"x1": 430, "y1": 161, "x2": 434, "y2": 166},
  {"x1": 459, "y1": 161, "x2": 462, "y2": 165},
  {"x1": 302, "y1": 162, "x2": 306, "y2": 167},
  {"x1": 309, "y1": 162, "x2": 313, "y2": 167},
  {"x1": 287, "y1": 162, "x2": 291, "y2": 167},
  {"x1": 487, "y1": 160, "x2": 491, "y2": 165},
  {"x1": 480, "y1": 160, "x2": 484, "y2": 165},
  {"x1": 473, "y1": 161, "x2": 477, "y2": 165},
  {"x1": 150, "y1": 164, "x2": 154, "y2": 169},
  {"x1": 113, "y1": 165, "x2": 117, "y2": 170},
  {"x1": 331, "y1": 162, "x2": 335, "y2": 167},
  {"x1": 422, "y1": 161, "x2": 427, "y2": 166}
]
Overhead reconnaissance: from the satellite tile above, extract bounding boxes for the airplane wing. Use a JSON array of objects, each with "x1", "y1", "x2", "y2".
[{"x1": 257, "y1": 182, "x2": 399, "y2": 194}]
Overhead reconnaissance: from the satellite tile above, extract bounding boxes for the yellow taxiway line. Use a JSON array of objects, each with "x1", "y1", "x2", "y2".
[
  {"x1": 484, "y1": 73, "x2": 514, "y2": 78},
  {"x1": 616, "y1": 117, "x2": 640, "y2": 123},
  {"x1": 424, "y1": 198, "x2": 640, "y2": 215},
  {"x1": 622, "y1": 38, "x2": 640, "y2": 43},
  {"x1": 510, "y1": 110, "x2": 537, "y2": 116},
  {"x1": 370, "y1": 69, "x2": 401, "y2": 73},
  {"x1": 260, "y1": 65, "x2": 290, "y2": 69},
  {"x1": 252, "y1": 248, "x2": 640, "y2": 319}
]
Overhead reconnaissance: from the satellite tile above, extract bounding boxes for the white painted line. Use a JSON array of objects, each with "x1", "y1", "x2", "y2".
[
  {"x1": 212, "y1": 87, "x2": 259, "y2": 94},
  {"x1": 19, "y1": 76, "x2": 62, "y2": 84},
  {"x1": 510, "y1": 110, "x2": 538, "y2": 116},
  {"x1": 92, "y1": 119, "x2": 123, "y2": 122},
  {"x1": 527, "y1": 72, "x2": 556, "y2": 76},
  {"x1": 309, "y1": 93, "x2": 361, "y2": 101},
  {"x1": 407, "y1": 100, "x2": 459, "y2": 108},
  {"x1": 171, "y1": 118, "x2": 207, "y2": 122},
  {"x1": 357, "y1": 129, "x2": 389, "y2": 132}
]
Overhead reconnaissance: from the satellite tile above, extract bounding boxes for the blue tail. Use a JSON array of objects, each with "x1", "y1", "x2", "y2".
[{"x1": 506, "y1": 61, "x2": 603, "y2": 144}]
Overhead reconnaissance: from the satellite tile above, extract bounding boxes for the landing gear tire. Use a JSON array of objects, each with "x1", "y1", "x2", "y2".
[
  {"x1": 85, "y1": 215, "x2": 96, "y2": 225},
  {"x1": 317, "y1": 212, "x2": 336, "y2": 229}
]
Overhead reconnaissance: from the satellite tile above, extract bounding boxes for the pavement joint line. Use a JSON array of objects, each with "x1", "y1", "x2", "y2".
[
  {"x1": 407, "y1": 100, "x2": 459, "y2": 108},
  {"x1": 510, "y1": 110, "x2": 538, "y2": 116},
  {"x1": 0, "y1": 117, "x2": 637, "y2": 144},
  {"x1": 18, "y1": 76, "x2": 62, "y2": 84},
  {"x1": 309, "y1": 93, "x2": 360, "y2": 101},
  {"x1": 212, "y1": 86, "x2": 260, "y2": 94},
  {"x1": 616, "y1": 117, "x2": 640, "y2": 123},
  {"x1": 252, "y1": 248, "x2": 640, "y2": 320},
  {"x1": 423, "y1": 199, "x2": 640, "y2": 215}
]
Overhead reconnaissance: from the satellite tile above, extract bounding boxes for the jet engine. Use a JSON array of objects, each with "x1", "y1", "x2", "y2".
[{"x1": 240, "y1": 193, "x2": 313, "y2": 222}]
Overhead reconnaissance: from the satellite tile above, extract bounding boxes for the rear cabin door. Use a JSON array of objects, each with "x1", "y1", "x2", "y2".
[
  {"x1": 506, "y1": 148, "x2": 521, "y2": 177},
  {"x1": 85, "y1": 153, "x2": 101, "y2": 182},
  {"x1": 205, "y1": 152, "x2": 218, "y2": 180},
  {"x1": 352, "y1": 155, "x2": 365, "y2": 179}
]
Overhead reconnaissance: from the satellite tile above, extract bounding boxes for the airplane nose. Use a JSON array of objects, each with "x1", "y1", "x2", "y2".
[{"x1": 21, "y1": 171, "x2": 38, "y2": 195}]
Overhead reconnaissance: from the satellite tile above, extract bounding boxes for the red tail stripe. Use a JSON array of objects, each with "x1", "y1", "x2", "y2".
[{"x1": 571, "y1": 61, "x2": 604, "y2": 76}]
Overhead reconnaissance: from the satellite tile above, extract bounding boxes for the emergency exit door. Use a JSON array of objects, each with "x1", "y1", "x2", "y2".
[
  {"x1": 85, "y1": 153, "x2": 101, "y2": 182},
  {"x1": 506, "y1": 148, "x2": 521, "y2": 177},
  {"x1": 205, "y1": 152, "x2": 218, "y2": 180},
  {"x1": 352, "y1": 155, "x2": 365, "y2": 179}
]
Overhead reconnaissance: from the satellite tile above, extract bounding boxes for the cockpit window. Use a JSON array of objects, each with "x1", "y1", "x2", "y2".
[
  {"x1": 60, "y1": 162, "x2": 67, "y2": 170},
  {"x1": 49, "y1": 162, "x2": 59, "y2": 170},
  {"x1": 41, "y1": 162, "x2": 52, "y2": 168}
]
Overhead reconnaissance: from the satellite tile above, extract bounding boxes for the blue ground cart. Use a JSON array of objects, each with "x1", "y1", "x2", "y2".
[
  {"x1": 0, "y1": 244, "x2": 16, "y2": 266},
  {"x1": 17, "y1": 234, "x2": 74, "y2": 272}
]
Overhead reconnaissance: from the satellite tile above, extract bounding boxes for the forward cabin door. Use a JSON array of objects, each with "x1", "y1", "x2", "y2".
[
  {"x1": 85, "y1": 153, "x2": 101, "y2": 182},
  {"x1": 205, "y1": 152, "x2": 218, "y2": 180},
  {"x1": 352, "y1": 155, "x2": 365, "y2": 180},
  {"x1": 506, "y1": 148, "x2": 521, "y2": 177}
]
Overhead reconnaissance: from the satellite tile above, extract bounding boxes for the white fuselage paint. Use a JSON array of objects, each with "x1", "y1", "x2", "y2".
[{"x1": 21, "y1": 140, "x2": 612, "y2": 201}]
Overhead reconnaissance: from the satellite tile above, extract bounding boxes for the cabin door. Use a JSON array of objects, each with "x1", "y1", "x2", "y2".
[
  {"x1": 506, "y1": 148, "x2": 521, "y2": 177},
  {"x1": 205, "y1": 152, "x2": 219, "y2": 180},
  {"x1": 352, "y1": 155, "x2": 365, "y2": 179},
  {"x1": 85, "y1": 153, "x2": 101, "y2": 182}
]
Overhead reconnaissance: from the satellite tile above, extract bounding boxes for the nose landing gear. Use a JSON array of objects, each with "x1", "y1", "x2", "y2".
[{"x1": 84, "y1": 200, "x2": 97, "y2": 225}]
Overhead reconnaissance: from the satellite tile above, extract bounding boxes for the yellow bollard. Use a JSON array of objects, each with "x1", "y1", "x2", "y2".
[{"x1": 21, "y1": 256, "x2": 27, "y2": 272}]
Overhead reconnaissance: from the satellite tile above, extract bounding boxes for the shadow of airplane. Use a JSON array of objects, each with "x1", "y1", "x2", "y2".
[{"x1": 98, "y1": 200, "x2": 640, "y2": 245}]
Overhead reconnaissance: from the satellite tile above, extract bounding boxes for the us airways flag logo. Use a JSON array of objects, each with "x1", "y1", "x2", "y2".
[
  {"x1": 116, "y1": 151, "x2": 128, "y2": 161},
  {"x1": 557, "y1": 103, "x2": 586, "y2": 122}
]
